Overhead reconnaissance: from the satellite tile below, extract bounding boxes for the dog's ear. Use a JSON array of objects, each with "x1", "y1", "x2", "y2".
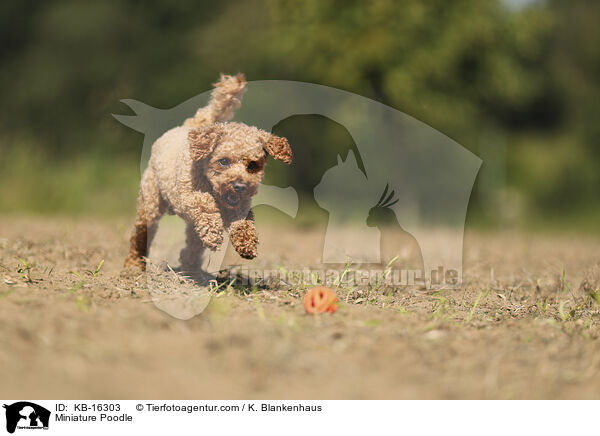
[
  {"x1": 263, "y1": 133, "x2": 292, "y2": 164},
  {"x1": 188, "y1": 124, "x2": 223, "y2": 160}
]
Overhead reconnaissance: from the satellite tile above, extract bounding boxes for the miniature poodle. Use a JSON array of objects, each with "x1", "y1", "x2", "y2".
[{"x1": 124, "y1": 73, "x2": 292, "y2": 271}]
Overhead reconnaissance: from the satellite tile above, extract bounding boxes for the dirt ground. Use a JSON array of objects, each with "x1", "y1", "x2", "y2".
[{"x1": 2, "y1": 215, "x2": 600, "y2": 399}]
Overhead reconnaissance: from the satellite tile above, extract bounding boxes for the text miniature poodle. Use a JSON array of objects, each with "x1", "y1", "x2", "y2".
[{"x1": 124, "y1": 73, "x2": 292, "y2": 271}]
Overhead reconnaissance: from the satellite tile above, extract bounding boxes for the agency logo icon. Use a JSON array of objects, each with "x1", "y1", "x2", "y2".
[{"x1": 3, "y1": 402, "x2": 50, "y2": 434}]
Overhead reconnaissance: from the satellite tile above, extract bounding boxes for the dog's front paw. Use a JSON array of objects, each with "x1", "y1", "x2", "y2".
[
  {"x1": 229, "y1": 219, "x2": 258, "y2": 259},
  {"x1": 195, "y1": 214, "x2": 224, "y2": 250}
]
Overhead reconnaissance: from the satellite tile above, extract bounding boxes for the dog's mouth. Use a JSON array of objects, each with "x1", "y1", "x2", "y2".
[{"x1": 224, "y1": 191, "x2": 241, "y2": 207}]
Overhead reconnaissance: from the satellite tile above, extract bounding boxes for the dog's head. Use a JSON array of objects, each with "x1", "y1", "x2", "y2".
[{"x1": 188, "y1": 122, "x2": 292, "y2": 209}]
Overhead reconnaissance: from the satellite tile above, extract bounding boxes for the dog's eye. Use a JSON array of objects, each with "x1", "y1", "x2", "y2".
[
  {"x1": 218, "y1": 158, "x2": 230, "y2": 167},
  {"x1": 247, "y1": 161, "x2": 258, "y2": 171}
]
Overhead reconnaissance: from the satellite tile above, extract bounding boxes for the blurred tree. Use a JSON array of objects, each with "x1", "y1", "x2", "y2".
[
  {"x1": 550, "y1": 0, "x2": 600, "y2": 156},
  {"x1": 512, "y1": 0, "x2": 600, "y2": 213},
  {"x1": 266, "y1": 0, "x2": 555, "y2": 145},
  {"x1": 0, "y1": 0, "x2": 598, "y2": 223},
  {"x1": 0, "y1": 0, "x2": 228, "y2": 155}
]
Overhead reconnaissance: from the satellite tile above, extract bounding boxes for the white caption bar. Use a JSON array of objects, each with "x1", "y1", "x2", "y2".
[{"x1": 1, "y1": 400, "x2": 595, "y2": 436}]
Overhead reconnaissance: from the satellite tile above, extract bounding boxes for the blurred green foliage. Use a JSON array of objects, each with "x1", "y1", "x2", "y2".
[{"x1": 0, "y1": 0, "x2": 598, "y2": 228}]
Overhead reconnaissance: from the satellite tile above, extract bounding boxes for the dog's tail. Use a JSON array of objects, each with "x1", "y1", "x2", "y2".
[{"x1": 183, "y1": 73, "x2": 247, "y2": 128}]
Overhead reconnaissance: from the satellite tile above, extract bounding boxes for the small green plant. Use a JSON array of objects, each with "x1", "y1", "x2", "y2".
[
  {"x1": 384, "y1": 255, "x2": 399, "y2": 277},
  {"x1": 560, "y1": 269, "x2": 571, "y2": 293},
  {"x1": 210, "y1": 278, "x2": 235, "y2": 297},
  {"x1": 590, "y1": 289, "x2": 600, "y2": 305},
  {"x1": 433, "y1": 295, "x2": 448, "y2": 311},
  {"x1": 311, "y1": 271, "x2": 323, "y2": 285},
  {"x1": 365, "y1": 286, "x2": 373, "y2": 306},
  {"x1": 69, "y1": 270, "x2": 85, "y2": 293},
  {"x1": 16, "y1": 258, "x2": 33, "y2": 283},
  {"x1": 537, "y1": 298, "x2": 549, "y2": 314},
  {"x1": 209, "y1": 278, "x2": 236, "y2": 297},
  {"x1": 466, "y1": 289, "x2": 490, "y2": 323},
  {"x1": 344, "y1": 285, "x2": 357, "y2": 304},
  {"x1": 432, "y1": 292, "x2": 451, "y2": 317},
  {"x1": 335, "y1": 260, "x2": 353, "y2": 288},
  {"x1": 224, "y1": 279, "x2": 236, "y2": 295},
  {"x1": 85, "y1": 259, "x2": 104, "y2": 278},
  {"x1": 565, "y1": 294, "x2": 596, "y2": 321},
  {"x1": 558, "y1": 300, "x2": 570, "y2": 321},
  {"x1": 69, "y1": 281, "x2": 84, "y2": 293}
]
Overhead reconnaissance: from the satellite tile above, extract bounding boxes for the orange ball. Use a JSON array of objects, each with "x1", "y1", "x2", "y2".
[{"x1": 303, "y1": 286, "x2": 338, "y2": 314}]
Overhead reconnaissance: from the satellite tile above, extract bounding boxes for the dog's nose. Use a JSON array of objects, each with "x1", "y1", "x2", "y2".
[{"x1": 233, "y1": 182, "x2": 247, "y2": 193}]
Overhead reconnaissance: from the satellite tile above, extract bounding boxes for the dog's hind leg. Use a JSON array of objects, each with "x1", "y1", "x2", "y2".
[
  {"x1": 124, "y1": 167, "x2": 164, "y2": 269},
  {"x1": 179, "y1": 223, "x2": 205, "y2": 275}
]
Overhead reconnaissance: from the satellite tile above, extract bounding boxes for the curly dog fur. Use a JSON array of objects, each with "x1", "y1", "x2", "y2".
[{"x1": 124, "y1": 73, "x2": 292, "y2": 271}]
